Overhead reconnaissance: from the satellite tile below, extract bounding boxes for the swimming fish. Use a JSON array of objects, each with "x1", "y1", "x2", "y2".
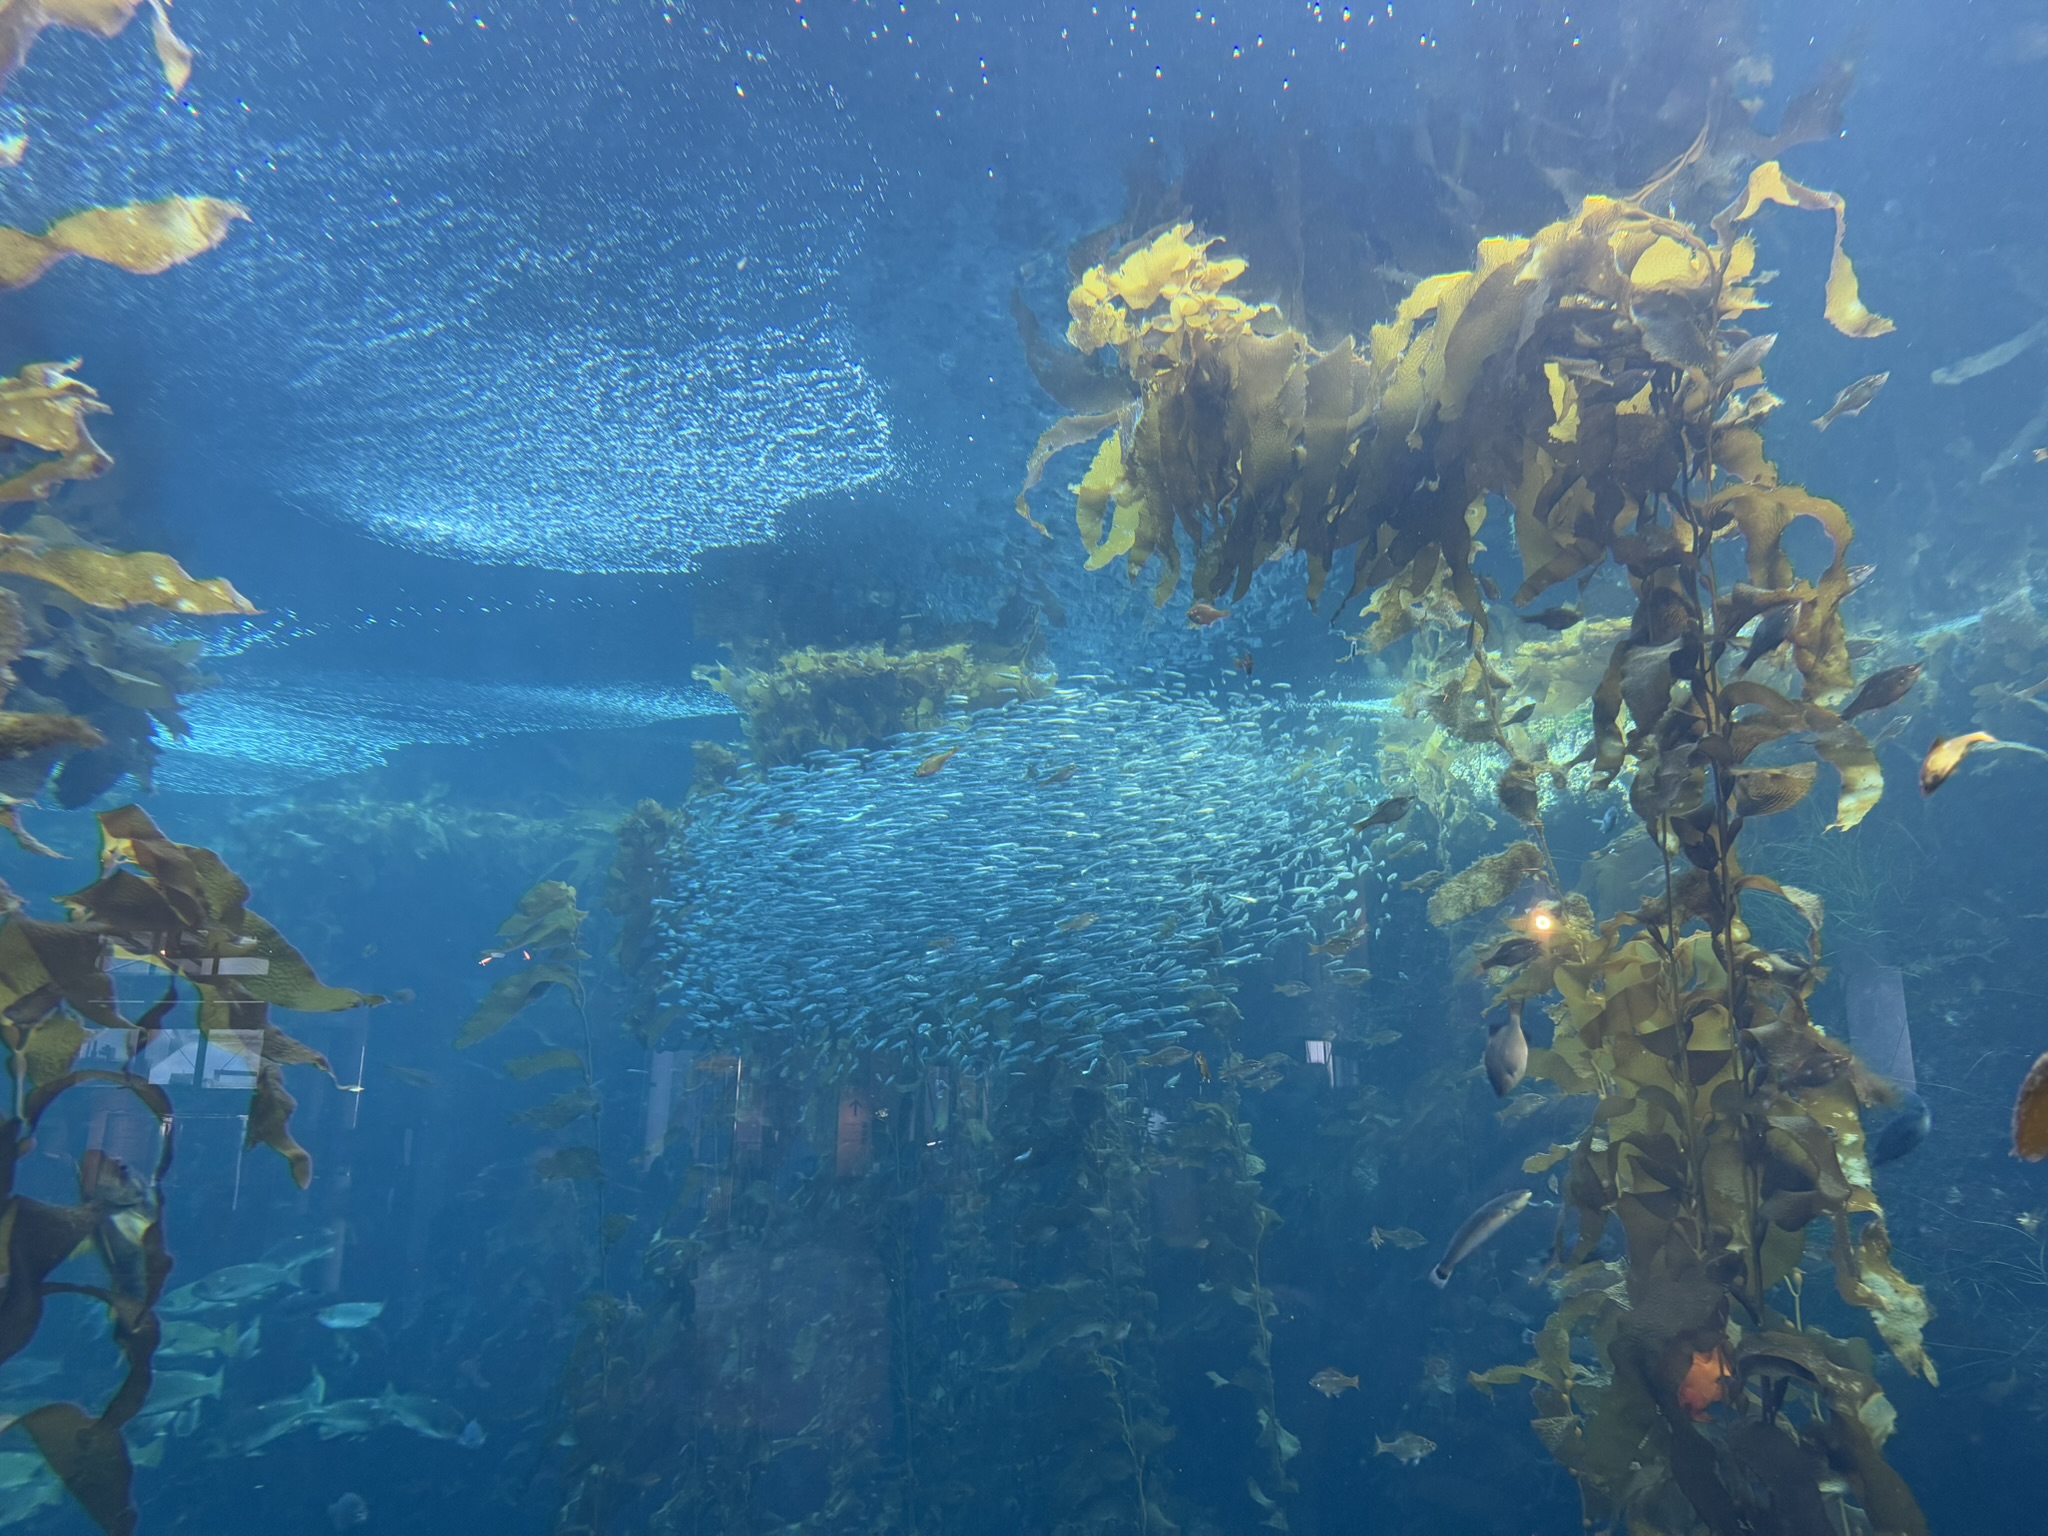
[
  {"x1": 1369, "y1": 1226, "x2": 1427, "y2": 1251},
  {"x1": 1374, "y1": 1431, "x2": 1437, "y2": 1465},
  {"x1": 1058, "y1": 912, "x2": 1101, "y2": 933},
  {"x1": 1711, "y1": 330, "x2": 1777, "y2": 390},
  {"x1": 2014, "y1": 1051, "x2": 2048, "y2": 1161},
  {"x1": 1234, "y1": 652, "x2": 1255, "y2": 675},
  {"x1": 327, "y1": 1493, "x2": 369, "y2": 1531},
  {"x1": 1309, "y1": 1367, "x2": 1359, "y2": 1398},
  {"x1": 915, "y1": 749, "x2": 960, "y2": 777},
  {"x1": 1917, "y1": 731, "x2": 2048, "y2": 796},
  {"x1": 1352, "y1": 795, "x2": 1415, "y2": 834},
  {"x1": 1186, "y1": 602, "x2": 1232, "y2": 627},
  {"x1": 1326, "y1": 966, "x2": 1372, "y2": 987},
  {"x1": 1477, "y1": 937, "x2": 1542, "y2": 970},
  {"x1": 1811, "y1": 371, "x2": 1889, "y2": 430},
  {"x1": 1431, "y1": 1189, "x2": 1533, "y2": 1287},
  {"x1": 1517, "y1": 607, "x2": 1582, "y2": 631},
  {"x1": 1273, "y1": 981, "x2": 1311, "y2": 997},
  {"x1": 1869, "y1": 1090, "x2": 1931, "y2": 1165},
  {"x1": 1676, "y1": 1348, "x2": 1733, "y2": 1420},
  {"x1": 1735, "y1": 600, "x2": 1800, "y2": 675},
  {"x1": 159, "y1": 1318, "x2": 262, "y2": 1360},
  {"x1": 1931, "y1": 316, "x2": 2048, "y2": 385},
  {"x1": 162, "y1": 1242, "x2": 334, "y2": 1313},
  {"x1": 317, "y1": 1302, "x2": 386, "y2": 1331},
  {"x1": 1137, "y1": 1046, "x2": 1193, "y2": 1068},
  {"x1": 1837, "y1": 662, "x2": 1922, "y2": 720},
  {"x1": 1484, "y1": 1002, "x2": 1529, "y2": 1098},
  {"x1": 147, "y1": 1366, "x2": 224, "y2": 1415},
  {"x1": 936, "y1": 1277, "x2": 1020, "y2": 1300}
]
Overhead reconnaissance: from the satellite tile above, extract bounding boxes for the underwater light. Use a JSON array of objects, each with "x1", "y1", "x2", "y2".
[{"x1": 1527, "y1": 907, "x2": 1557, "y2": 936}]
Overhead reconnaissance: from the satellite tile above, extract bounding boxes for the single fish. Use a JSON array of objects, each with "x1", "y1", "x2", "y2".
[
  {"x1": 147, "y1": 1365, "x2": 224, "y2": 1414},
  {"x1": 327, "y1": 1493, "x2": 369, "y2": 1531},
  {"x1": 915, "y1": 749, "x2": 960, "y2": 778},
  {"x1": 1040, "y1": 763, "x2": 1080, "y2": 785},
  {"x1": 317, "y1": 1302, "x2": 386, "y2": 1331},
  {"x1": 1931, "y1": 316, "x2": 2048, "y2": 386},
  {"x1": 1186, "y1": 602, "x2": 1232, "y2": 627},
  {"x1": 1400, "y1": 870, "x2": 1445, "y2": 891},
  {"x1": 1369, "y1": 1226, "x2": 1427, "y2": 1251},
  {"x1": 159, "y1": 1318, "x2": 261, "y2": 1360},
  {"x1": 1921, "y1": 731, "x2": 2000, "y2": 795},
  {"x1": 165, "y1": 1243, "x2": 334, "y2": 1313},
  {"x1": 1310, "y1": 1367, "x2": 1359, "y2": 1398},
  {"x1": 1234, "y1": 652, "x2": 1255, "y2": 675},
  {"x1": 378, "y1": 1387, "x2": 470, "y2": 1442},
  {"x1": 1431, "y1": 1189, "x2": 1534, "y2": 1287},
  {"x1": 1352, "y1": 795, "x2": 1415, "y2": 834},
  {"x1": 1058, "y1": 912, "x2": 1101, "y2": 933},
  {"x1": 458, "y1": 1419, "x2": 486, "y2": 1450},
  {"x1": 1711, "y1": 331, "x2": 1778, "y2": 390},
  {"x1": 1357, "y1": 1028, "x2": 1401, "y2": 1049},
  {"x1": 1485, "y1": 1001, "x2": 1529, "y2": 1098},
  {"x1": 1812, "y1": 371, "x2": 1889, "y2": 430},
  {"x1": 1500, "y1": 700, "x2": 1537, "y2": 726},
  {"x1": 1869, "y1": 1090, "x2": 1931, "y2": 1165},
  {"x1": 1846, "y1": 562, "x2": 1878, "y2": 593},
  {"x1": 936, "y1": 1277, "x2": 1020, "y2": 1300},
  {"x1": 1735, "y1": 600, "x2": 1800, "y2": 675},
  {"x1": 1838, "y1": 663, "x2": 1922, "y2": 720},
  {"x1": 2016, "y1": 1052, "x2": 2048, "y2": 1162},
  {"x1": 1272, "y1": 981, "x2": 1311, "y2": 998},
  {"x1": 1477, "y1": 937, "x2": 1542, "y2": 970},
  {"x1": 1375, "y1": 1431, "x2": 1438, "y2": 1466},
  {"x1": 1326, "y1": 966, "x2": 1372, "y2": 988},
  {"x1": 1137, "y1": 1046, "x2": 1193, "y2": 1069},
  {"x1": 1517, "y1": 607, "x2": 1582, "y2": 631}
]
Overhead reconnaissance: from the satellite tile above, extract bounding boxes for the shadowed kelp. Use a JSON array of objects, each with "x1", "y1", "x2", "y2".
[{"x1": 0, "y1": 807, "x2": 380, "y2": 1534}]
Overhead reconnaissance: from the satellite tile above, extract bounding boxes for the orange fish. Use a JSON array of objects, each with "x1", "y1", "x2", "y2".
[
  {"x1": 1195, "y1": 1051, "x2": 1212, "y2": 1084},
  {"x1": 916, "y1": 749, "x2": 960, "y2": 778},
  {"x1": 1187, "y1": 602, "x2": 1232, "y2": 627},
  {"x1": 1676, "y1": 1347, "x2": 1733, "y2": 1420}
]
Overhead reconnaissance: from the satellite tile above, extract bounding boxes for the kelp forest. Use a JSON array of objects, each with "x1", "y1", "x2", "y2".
[{"x1": 9, "y1": 5, "x2": 2048, "y2": 1536}]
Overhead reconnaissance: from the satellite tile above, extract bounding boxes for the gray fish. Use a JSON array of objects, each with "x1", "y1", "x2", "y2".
[
  {"x1": 1711, "y1": 331, "x2": 1777, "y2": 390},
  {"x1": 317, "y1": 1302, "x2": 386, "y2": 1331},
  {"x1": 328, "y1": 1493, "x2": 370, "y2": 1531},
  {"x1": 1811, "y1": 371, "x2": 1889, "y2": 431},
  {"x1": 1431, "y1": 1189, "x2": 1534, "y2": 1287},
  {"x1": 1735, "y1": 601, "x2": 1800, "y2": 675},
  {"x1": 378, "y1": 1388, "x2": 470, "y2": 1442},
  {"x1": 165, "y1": 1243, "x2": 333, "y2": 1313},
  {"x1": 147, "y1": 1366, "x2": 224, "y2": 1415},
  {"x1": 1484, "y1": 1003, "x2": 1529, "y2": 1098}
]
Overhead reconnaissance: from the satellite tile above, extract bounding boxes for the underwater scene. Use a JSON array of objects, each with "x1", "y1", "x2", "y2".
[{"x1": 5, "y1": 1, "x2": 2048, "y2": 1532}]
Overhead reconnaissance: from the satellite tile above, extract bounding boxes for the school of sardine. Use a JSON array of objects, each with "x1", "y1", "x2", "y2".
[{"x1": 652, "y1": 684, "x2": 1392, "y2": 1073}]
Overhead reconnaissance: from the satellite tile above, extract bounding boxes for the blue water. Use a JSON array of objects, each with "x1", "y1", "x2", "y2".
[{"x1": 2, "y1": 2, "x2": 2047, "y2": 1532}]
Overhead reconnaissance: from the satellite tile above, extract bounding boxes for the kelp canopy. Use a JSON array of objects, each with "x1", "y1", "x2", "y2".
[{"x1": 1017, "y1": 162, "x2": 1933, "y2": 1534}]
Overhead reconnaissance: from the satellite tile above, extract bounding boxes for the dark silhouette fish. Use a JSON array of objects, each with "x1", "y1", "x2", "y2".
[
  {"x1": 1869, "y1": 1091, "x2": 1931, "y2": 1165},
  {"x1": 1839, "y1": 663, "x2": 1922, "y2": 720}
]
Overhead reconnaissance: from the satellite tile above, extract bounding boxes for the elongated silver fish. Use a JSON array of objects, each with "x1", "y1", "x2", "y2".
[{"x1": 1431, "y1": 1189, "x2": 1533, "y2": 1288}]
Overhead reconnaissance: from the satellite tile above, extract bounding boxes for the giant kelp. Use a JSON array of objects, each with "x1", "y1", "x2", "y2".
[
  {"x1": 1019, "y1": 163, "x2": 1928, "y2": 1531},
  {"x1": 0, "y1": 13, "x2": 252, "y2": 805},
  {"x1": 0, "y1": 808, "x2": 380, "y2": 1534}
]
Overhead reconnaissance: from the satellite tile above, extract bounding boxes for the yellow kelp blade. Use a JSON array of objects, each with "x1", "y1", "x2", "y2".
[
  {"x1": 0, "y1": 535, "x2": 257, "y2": 614},
  {"x1": 1716, "y1": 161, "x2": 1894, "y2": 339},
  {"x1": 0, "y1": 196, "x2": 247, "y2": 290},
  {"x1": 146, "y1": 0, "x2": 190, "y2": 94}
]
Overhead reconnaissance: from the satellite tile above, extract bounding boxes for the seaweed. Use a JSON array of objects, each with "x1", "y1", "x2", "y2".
[
  {"x1": 1020, "y1": 156, "x2": 1929, "y2": 1531},
  {"x1": 701, "y1": 642, "x2": 1051, "y2": 769}
]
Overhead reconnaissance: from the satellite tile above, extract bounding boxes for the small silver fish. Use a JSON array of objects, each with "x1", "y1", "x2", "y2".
[{"x1": 1431, "y1": 1189, "x2": 1534, "y2": 1287}]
